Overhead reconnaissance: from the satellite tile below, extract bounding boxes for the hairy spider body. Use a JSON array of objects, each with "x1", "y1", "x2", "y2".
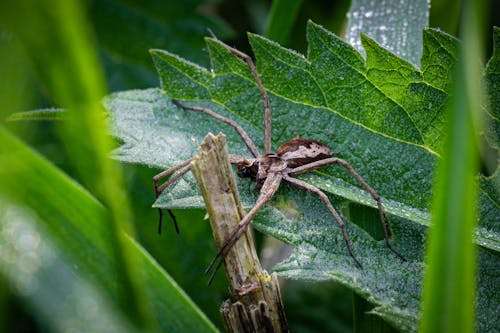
[
  {"x1": 236, "y1": 139, "x2": 333, "y2": 183},
  {"x1": 154, "y1": 31, "x2": 406, "y2": 284}
]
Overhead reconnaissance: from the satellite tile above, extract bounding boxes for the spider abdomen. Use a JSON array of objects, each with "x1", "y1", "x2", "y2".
[{"x1": 277, "y1": 138, "x2": 333, "y2": 168}]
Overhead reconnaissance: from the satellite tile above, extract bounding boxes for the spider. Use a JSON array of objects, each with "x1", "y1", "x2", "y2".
[{"x1": 153, "y1": 31, "x2": 406, "y2": 284}]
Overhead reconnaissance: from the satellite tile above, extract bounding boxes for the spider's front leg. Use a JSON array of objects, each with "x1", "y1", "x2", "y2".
[
  {"x1": 205, "y1": 172, "x2": 283, "y2": 285},
  {"x1": 290, "y1": 158, "x2": 406, "y2": 262},
  {"x1": 153, "y1": 155, "x2": 255, "y2": 235},
  {"x1": 155, "y1": 96, "x2": 261, "y2": 234}
]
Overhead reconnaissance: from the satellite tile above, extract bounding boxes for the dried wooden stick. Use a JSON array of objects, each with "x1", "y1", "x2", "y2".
[{"x1": 190, "y1": 133, "x2": 288, "y2": 333}]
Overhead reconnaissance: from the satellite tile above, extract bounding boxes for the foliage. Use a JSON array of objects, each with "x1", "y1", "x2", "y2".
[
  {"x1": 0, "y1": 0, "x2": 498, "y2": 332},
  {"x1": 105, "y1": 21, "x2": 499, "y2": 332}
]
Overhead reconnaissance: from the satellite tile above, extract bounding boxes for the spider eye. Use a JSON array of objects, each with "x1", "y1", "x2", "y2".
[{"x1": 237, "y1": 166, "x2": 250, "y2": 178}]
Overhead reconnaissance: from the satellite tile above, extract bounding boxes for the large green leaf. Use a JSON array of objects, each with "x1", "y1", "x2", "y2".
[
  {"x1": 105, "y1": 22, "x2": 499, "y2": 331},
  {"x1": 107, "y1": 21, "x2": 497, "y2": 249}
]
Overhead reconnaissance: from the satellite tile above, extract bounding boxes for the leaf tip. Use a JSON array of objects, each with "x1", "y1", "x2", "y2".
[
  {"x1": 306, "y1": 19, "x2": 320, "y2": 30},
  {"x1": 359, "y1": 32, "x2": 373, "y2": 45},
  {"x1": 149, "y1": 48, "x2": 162, "y2": 55},
  {"x1": 149, "y1": 49, "x2": 167, "y2": 61}
]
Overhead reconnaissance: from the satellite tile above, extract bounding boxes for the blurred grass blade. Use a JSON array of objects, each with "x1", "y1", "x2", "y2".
[
  {"x1": 2, "y1": 0, "x2": 158, "y2": 329},
  {"x1": 264, "y1": 0, "x2": 304, "y2": 45},
  {"x1": 0, "y1": 127, "x2": 218, "y2": 332},
  {"x1": 419, "y1": 1, "x2": 486, "y2": 332},
  {"x1": 0, "y1": 203, "x2": 136, "y2": 333}
]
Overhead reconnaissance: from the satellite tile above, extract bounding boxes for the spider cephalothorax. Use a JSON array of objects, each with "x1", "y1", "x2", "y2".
[{"x1": 153, "y1": 31, "x2": 406, "y2": 284}]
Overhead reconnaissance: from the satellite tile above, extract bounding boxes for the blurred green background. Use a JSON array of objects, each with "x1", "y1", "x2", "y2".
[{"x1": 0, "y1": 0, "x2": 498, "y2": 332}]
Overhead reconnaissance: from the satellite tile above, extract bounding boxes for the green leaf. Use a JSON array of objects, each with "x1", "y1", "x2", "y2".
[
  {"x1": 0, "y1": 127, "x2": 218, "y2": 332},
  {"x1": 345, "y1": 0, "x2": 430, "y2": 66},
  {"x1": 105, "y1": 22, "x2": 499, "y2": 331},
  {"x1": 108, "y1": 22, "x2": 496, "y2": 249}
]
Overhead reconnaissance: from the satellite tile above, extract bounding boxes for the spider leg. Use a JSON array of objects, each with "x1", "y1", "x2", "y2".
[
  {"x1": 205, "y1": 173, "x2": 283, "y2": 285},
  {"x1": 153, "y1": 156, "x2": 253, "y2": 235},
  {"x1": 282, "y1": 174, "x2": 363, "y2": 268},
  {"x1": 290, "y1": 158, "x2": 406, "y2": 262},
  {"x1": 153, "y1": 159, "x2": 192, "y2": 234},
  {"x1": 207, "y1": 30, "x2": 272, "y2": 155},
  {"x1": 172, "y1": 99, "x2": 260, "y2": 158},
  {"x1": 154, "y1": 166, "x2": 191, "y2": 234},
  {"x1": 334, "y1": 159, "x2": 407, "y2": 262}
]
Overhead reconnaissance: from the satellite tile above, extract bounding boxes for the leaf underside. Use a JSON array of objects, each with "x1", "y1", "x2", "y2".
[{"x1": 105, "y1": 21, "x2": 499, "y2": 332}]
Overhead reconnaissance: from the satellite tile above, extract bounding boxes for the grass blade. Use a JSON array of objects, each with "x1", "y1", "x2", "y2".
[
  {"x1": 2, "y1": 0, "x2": 153, "y2": 328},
  {"x1": 419, "y1": 1, "x2": 486, "y2": 332}
]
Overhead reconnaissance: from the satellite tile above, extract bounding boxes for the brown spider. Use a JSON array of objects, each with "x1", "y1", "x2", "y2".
[{"x1": 153, "y1": 31, "x2": 406, "y2": 284}]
